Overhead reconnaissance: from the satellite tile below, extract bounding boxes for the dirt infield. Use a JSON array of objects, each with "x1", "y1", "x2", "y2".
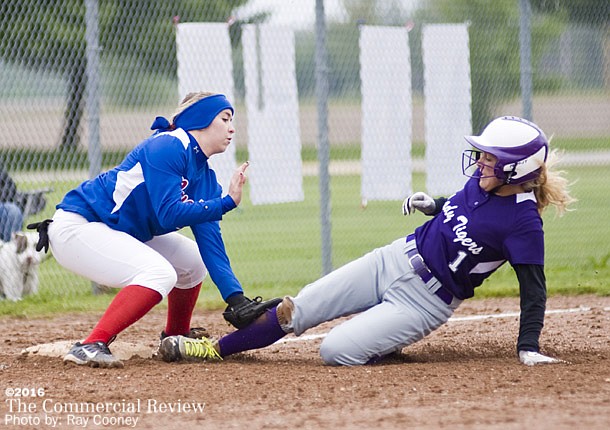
[{"x1": 1, "y1": 294, "x2": 609, "y2": 429}]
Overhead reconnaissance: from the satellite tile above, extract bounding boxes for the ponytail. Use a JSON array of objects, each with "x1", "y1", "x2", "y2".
[{"x1": 523, "y1": 149, "x2": 576, "y2": 216}]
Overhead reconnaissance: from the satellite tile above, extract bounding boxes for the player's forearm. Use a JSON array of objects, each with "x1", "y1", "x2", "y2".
[
  {"x1": 201, "y1": 252, "x2": 243, "y2": 300},
  {"x1": 208, "y1": 267, "x2": 243, "y2": 301},
  {"x1": 192, "y1": 223, "x2": 243, "y2": 300},
  {"x1": 156, "y1": 198, "x2": 224, "y2": 230},
  {"x1": 514, "y1": 264, "x2": 547, "y2": 352}
]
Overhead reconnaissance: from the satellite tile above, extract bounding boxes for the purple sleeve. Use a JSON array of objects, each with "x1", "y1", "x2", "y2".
[{"x1": 503, "y1": 214, "x2": 544, "y2": 265}]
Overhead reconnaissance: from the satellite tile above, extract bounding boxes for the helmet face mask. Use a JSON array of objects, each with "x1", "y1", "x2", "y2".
[
  {"x1": 462, "y1": 149, "x2": 508, "y2": 182},
  {"x1": 462, "y1": 149, "x2": 491, "y2": 179},
  {"x1": 462, "y1": 116, "x2": 549, "y2": 185}
]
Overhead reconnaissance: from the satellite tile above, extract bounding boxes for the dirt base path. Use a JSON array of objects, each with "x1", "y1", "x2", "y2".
[{"x1": 1, "y1": 294, "x2": 609, "y2": 429}]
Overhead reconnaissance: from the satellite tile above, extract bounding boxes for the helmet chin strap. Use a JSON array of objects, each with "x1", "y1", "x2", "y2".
[
  {"x1": 490, "y1": 164, "x2": 517, "y2": 194},
  {"x1": 489, "y1": 171, "x2": 514, "y2": 195}
]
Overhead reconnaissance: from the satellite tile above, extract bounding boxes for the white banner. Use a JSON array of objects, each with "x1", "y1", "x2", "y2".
[
  {"x1": 242, "y1": 24, "x2": 303, "y2": 205},
  {"x1": 423, "y1": 23, "x2": 472, "y2": 196},
  {"x1": 176, "y1": 23, "x2": 236, "y2": 193},
  {"x1": 359, "y1": 25, "x2": 412, "y2": 203}
]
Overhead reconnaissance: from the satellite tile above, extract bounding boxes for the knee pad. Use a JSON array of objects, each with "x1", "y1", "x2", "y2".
[
  {"x1": 131, "y1": 263, "x2": 178, "y2": 298},
  {"x1": 174, "y1": 264, "x2": 207, "y2": 289}
]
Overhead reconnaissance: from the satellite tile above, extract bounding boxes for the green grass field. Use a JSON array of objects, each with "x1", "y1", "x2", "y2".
[
  {"x1": 2, "y1": 135, "x2": 606, "y2": 171},
  {"x1": 1, "y1": 163, "x2": 608, "y2": 317}
]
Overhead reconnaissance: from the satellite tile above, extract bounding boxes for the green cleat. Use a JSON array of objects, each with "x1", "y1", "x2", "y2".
[{"x1": 158, "y1": 335, "x2": 222, "y2": 363}]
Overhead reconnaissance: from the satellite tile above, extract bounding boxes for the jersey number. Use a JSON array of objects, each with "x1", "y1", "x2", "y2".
[{"x1": 448, "y1": 251, "x2": 468, "y2": 273}]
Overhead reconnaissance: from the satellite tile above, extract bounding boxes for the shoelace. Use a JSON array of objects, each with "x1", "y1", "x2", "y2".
[
  {"x1": 83, "y1": 342, "x2": 111, "y2": 356},
  {"x1": 183, "y1": 338, "x2": 222, "y2": 360}
]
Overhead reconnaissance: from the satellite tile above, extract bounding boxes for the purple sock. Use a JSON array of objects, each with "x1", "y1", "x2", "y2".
[{"x1": 218, "y1": 307, "x2": 287, "y2": 357}]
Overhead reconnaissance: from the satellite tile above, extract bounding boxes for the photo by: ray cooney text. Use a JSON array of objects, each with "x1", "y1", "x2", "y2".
[{"x1": 4, "y1": 387, "x2": 205, "y2": 428}]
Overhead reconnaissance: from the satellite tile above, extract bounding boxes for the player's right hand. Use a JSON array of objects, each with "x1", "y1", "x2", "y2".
[
  {"x1": 402, "y1": 192, "x2": 436, "y2": 216},
  {"x1": 228, "y1": 161, "x2": 249, "y2": 206}
]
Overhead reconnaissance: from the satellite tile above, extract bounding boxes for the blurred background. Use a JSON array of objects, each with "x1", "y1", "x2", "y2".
[{"x1": 0, "y1": 0, "x2": 608, "y2": 312}]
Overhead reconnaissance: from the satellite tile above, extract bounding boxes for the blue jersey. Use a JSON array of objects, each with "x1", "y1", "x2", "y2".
[
  {"x1": 415, "y1": 176, "x2": 544, "y2": 300},
  {"x1": 57, "y1": 128, "x2": 242, "y2": 300}
]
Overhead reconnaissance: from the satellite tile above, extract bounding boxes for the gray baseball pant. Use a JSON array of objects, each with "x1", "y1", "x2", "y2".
[{"x1": 288, "y1": 237, "x2": 462, "y2": 365}]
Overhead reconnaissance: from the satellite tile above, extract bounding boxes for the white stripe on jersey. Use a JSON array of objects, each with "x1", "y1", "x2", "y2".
[
  {"x1": 469, "y1": 259, "x2": 505, "y2": 274},
  {"x1": 156, "y1": 128, "x2": 191, "y2": 149},
  {"x1": 111, "y1": 162, "x2": 144, "y2": 214},
  {"x1": 516, "y1": 191, "x2": 536, "y2": 204}
]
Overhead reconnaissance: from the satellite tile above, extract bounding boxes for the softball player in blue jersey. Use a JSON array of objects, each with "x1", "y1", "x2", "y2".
[
  {"x1": 160, "y1": 116, "x2": 576, "y2": 367},
  {"x1": 40, "y1": 92, "x2": 259, "y2": 368}
]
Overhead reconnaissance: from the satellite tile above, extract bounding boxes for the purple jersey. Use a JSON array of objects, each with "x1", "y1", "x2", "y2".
[{"x1": 414, "y1": 176, "x2": 544, "y2": 300}]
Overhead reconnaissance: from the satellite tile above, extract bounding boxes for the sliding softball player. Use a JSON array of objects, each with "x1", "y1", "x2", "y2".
[{"x1": 160, "y1": 116, "x2": 575, "y2": 367}]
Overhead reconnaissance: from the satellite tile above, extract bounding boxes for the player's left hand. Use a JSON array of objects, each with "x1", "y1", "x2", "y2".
[
  {"x1": 402, "y1": 192, "x2": 436, "y2": 216},
  {"x1": 518, "y1": 350, "x2": 567, "y2": 366},
  {"x1": 223, "y1": 293, "x2": 283, "y2": 329}
]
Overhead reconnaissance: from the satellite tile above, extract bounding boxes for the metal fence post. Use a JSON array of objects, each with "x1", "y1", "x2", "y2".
[
  {"x1": 519, "y1": 0, "x2": 533, "y2": 121},
  {"x1": 315, "y1": 0, "x2": 333, "y2": 275},
  {"x1": 85, "y1": 0, "x2": 103, "y2": 295}
]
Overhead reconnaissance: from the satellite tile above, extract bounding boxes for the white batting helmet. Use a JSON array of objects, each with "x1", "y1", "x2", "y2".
[{"x1": 462, "y1": 116, "x2": 549, "y2": 184}]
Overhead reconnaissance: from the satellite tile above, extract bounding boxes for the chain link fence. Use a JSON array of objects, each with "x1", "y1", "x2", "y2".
[{"x1": 0, "y1": 0, "x2": 608, "y2": 305}]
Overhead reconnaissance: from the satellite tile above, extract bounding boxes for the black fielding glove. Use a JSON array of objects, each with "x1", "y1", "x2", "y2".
[
  {"x1": 223, "y1": 293, "x2": 283, "y2": 329},
  {"x1": 26, "y1": 219, "x2": 53, "y2": 253}
]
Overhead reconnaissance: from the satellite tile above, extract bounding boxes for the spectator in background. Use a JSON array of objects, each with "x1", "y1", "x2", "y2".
[
  {"x1": 0, "y1": 162, "x2": 25, "y2": 242},
  {"x1": 0, "y1": 161, "x2": 48, "y2": 242}
]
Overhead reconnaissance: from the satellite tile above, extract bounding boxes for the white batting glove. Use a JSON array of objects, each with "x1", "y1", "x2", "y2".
[
  {"x1": 402, "y1": 192, "x2": 436, "y2": 216},
  {"x1": 518, "y1": 350, "x2": 565, "y2": 366}
]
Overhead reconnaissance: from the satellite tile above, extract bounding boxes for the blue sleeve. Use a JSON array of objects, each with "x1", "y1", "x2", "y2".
[
  {"x1": 140, "y1": 136, "x2": 225, "y2": 229},
  {"x1": 222, "y1": 195, "x2": 237, "y2": 212},
  {"x1": 191, "y1": 221, "x2": 243, "y2": 301}
]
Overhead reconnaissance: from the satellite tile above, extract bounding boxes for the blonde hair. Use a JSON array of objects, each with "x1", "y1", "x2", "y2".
[
  {"x1": 522, "y1": 148, "x2": 576, "y2": 216},
  {"x1": 170, "y1": 92, "x2": 217, "y2": 124}
]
